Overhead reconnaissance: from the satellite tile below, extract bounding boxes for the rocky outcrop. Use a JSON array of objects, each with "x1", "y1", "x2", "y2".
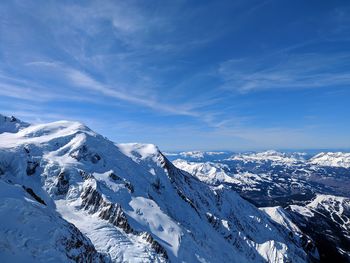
[
  {"x1": 26, "y1": 160, "x2": 39, "y2": 175},
  {"x1": 56, "y1": 171, "x2": 69, "y2": 195},
  {"x1": 108, "y1": 172, "x2": 134, "y2": 193},
  {"x1": 79, "y1": 170, "x2": 94, "y2": 180},
  {"x1": 61, "y1": 222, "x2": 108, "y2": 263},
  {"x1": 80, "y1": 181, "x2": 168, "y2": 259},
  {"x1": 70, "y1": 145, "x2": 101, "y2": 164},
  {"x1": 23, "y1": 186, "x2": 46, "y2": 205},
  {"x1": 80, "y1": 183, "x2": 133, "y2": 234},
  {"x1": 139, "y1": 232, "x2": 168, "y2": 259}
]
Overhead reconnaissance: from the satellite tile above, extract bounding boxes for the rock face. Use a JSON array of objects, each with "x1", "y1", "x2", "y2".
[
  {"x1": 23, "y1": 186, "x2": 46, "y2": 205},
  {"x1": 56, "y1": 171, "x2": 70, "y2": 195},
  {"x1": 80, "y1": 180, "x2": 168, "y2": 259},
  {"x1": 80, "y1": 180, "x2": 133, "y2": 234},
  {"x1": 26, "y1": 160, "x2": 39, "y2": 175},
  {"x1": 0, "y1": 115, "x2": 315, "y2": 262},
  {"x1": 70, "y1": 145, "x2": 101, "y2": 164}
]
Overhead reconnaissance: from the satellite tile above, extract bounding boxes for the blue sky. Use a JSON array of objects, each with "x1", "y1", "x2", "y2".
[{"x1": 0, "y1": 0, "x2": 349, "y2": 151}]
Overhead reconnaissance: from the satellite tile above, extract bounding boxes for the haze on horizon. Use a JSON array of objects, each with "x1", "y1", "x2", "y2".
[{"x1": 0, "y1": 0, "x2": 349, "y2": 151}]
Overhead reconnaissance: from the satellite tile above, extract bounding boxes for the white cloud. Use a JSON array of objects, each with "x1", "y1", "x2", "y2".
[{"x1": 219, "y1": 53, "x2": 350, "y2": 92}]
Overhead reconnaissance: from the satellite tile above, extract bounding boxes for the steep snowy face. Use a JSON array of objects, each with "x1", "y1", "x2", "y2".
[
  {"x1": 0, "y1": 178, "x2": 107, "y2": 262},
  {"x1": 286, "y1": 195, "x2": 350, "y2": 262},
  {"x1": 172, "y1": 149, "x2": 350, "y2": 261},
  {"x1": 0, "y1": 115, "x2": 310, "y2": 263},
  {"x1": 0, "y1": 114, "x2": 29, "y2": 134},
  {"x1": 120, "y1": 145, "x2": 311, "y2": 262},
  {"x1": 309, "y1": 152, "x2": 350, "y2": 168},
  {"x1": 260, "y1": 206, "x2": 319, "y2": 261},
  {"x1": 306, "y1": 195, "x2": 350, "y2": 232}
]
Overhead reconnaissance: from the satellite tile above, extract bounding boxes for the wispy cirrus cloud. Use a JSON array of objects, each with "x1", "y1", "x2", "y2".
[
  {"x1": 218, "y1": 52, "x2": 350, "y2": 93},
  {"x1": 1, "y1": 1, "x2": 350, "y2": 150},
  {"x1": 25, "y1": 61, "x2": 203, "y2": 117}
]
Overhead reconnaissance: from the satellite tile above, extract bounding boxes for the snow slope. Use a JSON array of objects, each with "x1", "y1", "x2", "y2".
[
  {"x1": 309, "y1": 152, "x2": 350, "y2": 168},
  {"x1": 228, "y1": 150, "x2": 306, "y2": 165},
  {"x1": 172, "y1": 159, "x2": 240, "y2": 185},
  {"x1": 0, "y1": 178, "x2": 106, "y2": 262},
  {"x1": 0, "y1": 114, "x2": 29, "y2": 134},
  {"x1": 287, "y1": 194, "x2": 350, "y2": 262},
  {"x1": 0, "y1": 115, "x2": 311, "y2": 262}
]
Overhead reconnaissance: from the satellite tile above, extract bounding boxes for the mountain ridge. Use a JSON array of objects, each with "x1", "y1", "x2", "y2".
[{"x1": 0, "y1": 114, "x2": 312, "y2": 262}]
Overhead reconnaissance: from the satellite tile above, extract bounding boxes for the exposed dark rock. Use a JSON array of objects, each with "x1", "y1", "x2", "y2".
[
  {"x1": 108, "y1": 172, "x2": 121, "y2": 181},
  {"x1": 206, "y1": 213, "x2": 221, "y2": 230},
  {"x1": 70, "y1": 145, "x2": 101, "y2": 164},
  {"x1": 81, "y1": 184, "x2": 132, "y2": 234},
  {"x1": 26, "y1": 160, "x2": 39, "y2": 175},
  {"x1": 56, "y1": 171, "x2": 69, "y2": 195},
  {"x1": 23, "y1": 146, "x2": 30, "y2": 154},
  {"x1": 152, "y1": 178, "x2": 162, "y2": 193},
  {"x1": 80, "y1": 182, "x2": 168, "y2": 259},
  {"x1": 140, "y1": 232, "x2": 168, "y2": 259},
  {"x1": 124, "y1": 181, "x2": 134, "y2": 193},
  {"x1": 23, "y1": 186, "x2": 46, "y2": 205},
  {"x1": 9, "y1": 116, "x2": 17, "y2": 122},
  {"x1": 286, "y1": 206, "x2": 350, "y2": 262},
  {"x1": 70, "y1": 145, "x2": 88, "y2": 161},
  {"x1": 0, "y1": 167, "x2": 3, "y2": 176},
  {"x1": 62, "y1": 222, "x2": 108, "y2": 263},
  {"x1": 107, "y1": 172, "x2": 134, "y2": 193},
  {"x1": 79, "y1": 170, "x2": 94, "y2": 180},
  {"x1": 91, "y1": 153, "x2": 101, "y2": 164},
  {"x1": 176, "y1": 189, "x2": 199, "y2": 214}
]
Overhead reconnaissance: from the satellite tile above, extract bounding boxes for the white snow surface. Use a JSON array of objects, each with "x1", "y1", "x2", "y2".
[
  {"x1": 0, "y1": 114, "x2": 29, "y2": 134},
  {"x1": 173, "y1": 159, "x2": 265, "y2": 190},
  {"x1": 0, "y1": 180, "x2": 104, "y2": 262},
  {"x1": 173, "y1": 159, "x2": 239, "y2": 185},
  {"x1": 0, "y1": 115, "x2": 310, "y2": 262},
  {"x1": 307, "y1": 194, "x2": 350, "y2": 231},
  {"x1": 309, "y1": 152, "x2": 350, "y2": 168},
  {"x1": 228, "y1": 150, "x2": 305, "y2": 165}
]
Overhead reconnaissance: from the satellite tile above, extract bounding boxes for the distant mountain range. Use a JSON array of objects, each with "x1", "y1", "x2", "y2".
[
  {"x1": 0, "y1": 114, "x2": 349, "y2": 262},
  {"x1": 168, "y1": 150, "x2": 350, "y2": 262}
]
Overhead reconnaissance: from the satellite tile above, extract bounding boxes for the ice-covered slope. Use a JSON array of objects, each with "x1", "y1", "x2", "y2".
[
  {"x1": 0, "y1": 177, "x2": 106, "y2": 262},
  {"x1": 0, "y1": 114, "x2": 29, "y2": 133},
  {"x1": 118, "y1": 143, "x2": 310, "y2": 262},
  {"x1": 0, "y1": 115, "x2": 310, "y2": 262},
  {"x1": 286, "y1": 195, "x2": 350, "y2": 262},
  {"x1": 309, "y1": 152, "x2": 350, "y2": 168},
  {"x1": 297, "y1": 195, "x2": 350, "y2": 233}
]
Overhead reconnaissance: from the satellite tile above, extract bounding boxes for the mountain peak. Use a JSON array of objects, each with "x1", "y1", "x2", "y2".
[{"x1": 0, "y1": 114, "x2": 29, "y2": 134}]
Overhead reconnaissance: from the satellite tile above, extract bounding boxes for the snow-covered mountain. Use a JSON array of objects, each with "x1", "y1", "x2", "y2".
[
  {"x1": 165, "y1": 151, "x2": 233, "y2": 162},
  {"x1": 0, "y1": 114, "x2": 29, "y2": 133},
  {"x1": 0, "y1": 114, "x2": 312, "y2": 262},
  {"x1": 309, "y1": 152, "x2": 350, "y2": 168},
  {"x1": 286, "y1": 195, "x2": 350, "y2": 262},
  {"x1": 227, "y1": 150, "x2": 307, "y2": 166},
  {"x1": 172, "y1": 150, "x2": 350, "y2": 262},
  {"x1": 0, "y1": 179, "x2": 107, "y2": 263}
]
